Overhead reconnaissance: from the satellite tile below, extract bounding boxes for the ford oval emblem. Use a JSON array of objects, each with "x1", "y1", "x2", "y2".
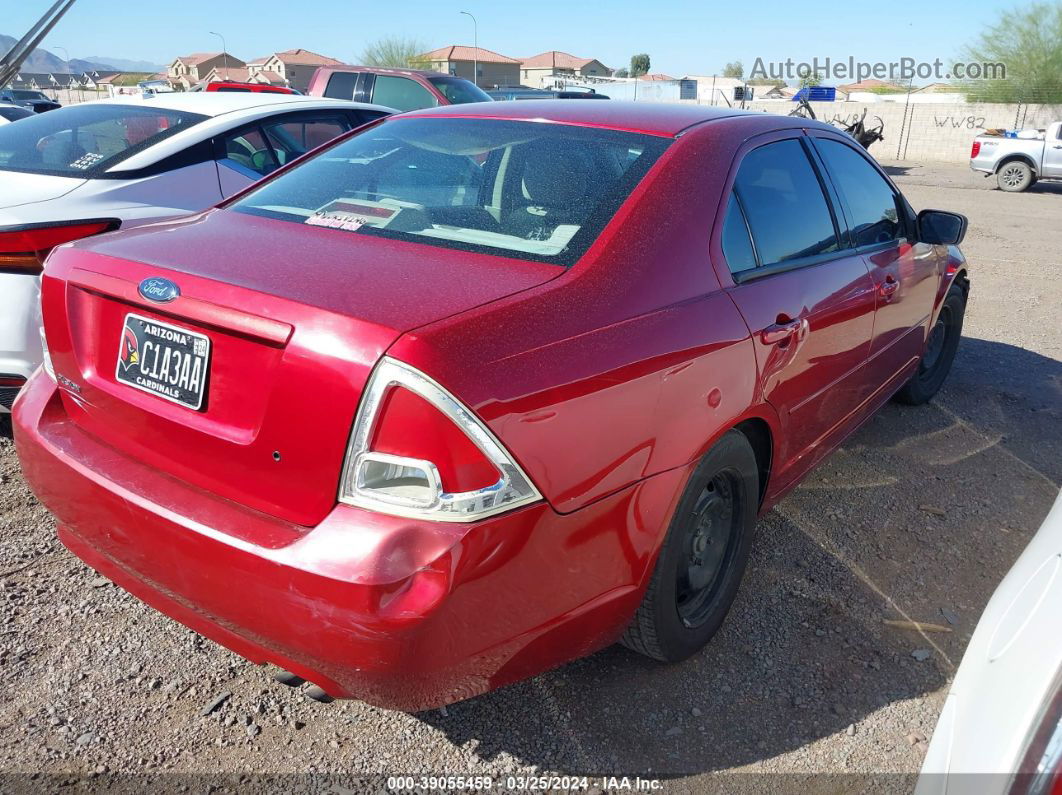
[{"x1": 138, "y1": 277, "x2": 180, "y2": 303}]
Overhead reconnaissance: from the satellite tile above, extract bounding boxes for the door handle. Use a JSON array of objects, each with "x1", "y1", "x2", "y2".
[
  {"x1": 760, "y1": 318, "x2": 803, "y2": 345},
  {"x1": 880, "y1": 276, "x2": 900, "y2": 298}
]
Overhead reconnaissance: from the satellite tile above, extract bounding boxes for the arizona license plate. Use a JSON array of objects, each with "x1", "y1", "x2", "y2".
[{"x1": 115, "y1": 313, "x2": 211, "y2": 410}]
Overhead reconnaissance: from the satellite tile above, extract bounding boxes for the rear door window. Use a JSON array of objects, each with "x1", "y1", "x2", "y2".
[
  {"x1": 263, "y1": 115, "x2": 351, "y2": 163},
  {"x1": 324, "y1": 72, "x2": 356, "y2": 100},
  {"x1": 815, "y1": 138, "x2": 904, "y2": 247},
  {"x1": 220, "y1": 126, "x2": 276, "y2": 176},
  {"x1": 371, "y1": 76, "x2": 438, "y2": 111},
  {"x1": 733, "y1": 139, "x2": 839, "y2": 267}
]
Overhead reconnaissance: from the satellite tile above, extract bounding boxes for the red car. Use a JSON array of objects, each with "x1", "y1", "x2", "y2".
[
  {"x1": 306, "y1": 66, "x2": 491, "y2": 111},
  {"x1": 202, "y1": 81, "x2": 299, "y2": 95},
  {"x1": 14, "y1": 101, "x2": 969, "y2": 711}
]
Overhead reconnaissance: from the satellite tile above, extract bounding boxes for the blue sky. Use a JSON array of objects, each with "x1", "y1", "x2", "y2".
[{"x1": 8, "y1": 0, "x2": 1017, "y2": 78}]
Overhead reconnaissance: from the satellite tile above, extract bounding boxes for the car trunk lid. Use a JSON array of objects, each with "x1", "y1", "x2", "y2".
[
  {"x1": 0, "y1": 171, "x2": 86, "y2": 212},
  {"x1": 41, "y1": 209, "x2": 562, "y2": 527}
]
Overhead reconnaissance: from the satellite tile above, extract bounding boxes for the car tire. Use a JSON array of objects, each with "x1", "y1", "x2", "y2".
[
  {"x1": 894, "y1": 283, "x2": 966, "y2": 405},
  {"x1": 621, "y1": 430, "x2": 759, "y2": 662},
  {"x1": 997, "y1": 161, "x2": 1034, "y2": 192}
]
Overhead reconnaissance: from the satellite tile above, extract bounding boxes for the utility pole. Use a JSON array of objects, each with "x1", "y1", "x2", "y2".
[{"x1": 460, "y1": 11, "x2": 477, "y2": 87}]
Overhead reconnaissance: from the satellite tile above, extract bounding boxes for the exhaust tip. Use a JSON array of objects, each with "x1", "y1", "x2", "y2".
[
  {"x1": 304, "y1": 685, "x2": 334, "y2": 704},
  {"x1": 271, "y1": 669, "x2": 305, "y2": 687}
]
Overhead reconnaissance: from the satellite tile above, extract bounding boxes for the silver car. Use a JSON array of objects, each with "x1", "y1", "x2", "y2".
[{"x1": 0, "y1": 92, "x2": 391, "y2": 412}]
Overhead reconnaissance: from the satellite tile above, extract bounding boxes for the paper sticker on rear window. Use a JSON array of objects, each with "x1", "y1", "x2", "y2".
[
  {"x1": 70, "y1": 152, "x2": 105, "y2": 170},
  {"x1": 304, "y1": 200, "x2": 398, "y2": 232}
]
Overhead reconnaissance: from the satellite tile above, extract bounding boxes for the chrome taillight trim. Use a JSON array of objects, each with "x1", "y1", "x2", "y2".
[{"x1": 338, "y1": 357, "x2": 542, "y2": 522}]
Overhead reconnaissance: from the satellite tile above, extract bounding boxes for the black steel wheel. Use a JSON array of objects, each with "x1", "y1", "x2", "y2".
[
  {"x1": 676, "y1": 471, "x2": 742, "y2": 628},
  {"x1": 895, "y1": 283, "x2": 966, "y2": 405},
  {"x1": 622, "y1": 430, "x2": 759, "y2": 662}
]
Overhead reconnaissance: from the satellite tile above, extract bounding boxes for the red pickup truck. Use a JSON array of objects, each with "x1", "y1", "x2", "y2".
[{"x1": 306, "y1": 66, "x2": 490, "y2": 111}]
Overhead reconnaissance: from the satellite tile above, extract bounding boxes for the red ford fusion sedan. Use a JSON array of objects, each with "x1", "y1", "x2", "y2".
[{"x1": 13, "y1": 101, "x2": 969, "y2": 711}]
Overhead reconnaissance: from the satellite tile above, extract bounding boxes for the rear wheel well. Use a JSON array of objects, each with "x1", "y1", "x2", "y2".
[
  {"x1": 734, "y1": 418, "x2": 772, "y2": 507},
  {"x1": 995, "y1": 154, "x2": 1038, "y2": 175}
]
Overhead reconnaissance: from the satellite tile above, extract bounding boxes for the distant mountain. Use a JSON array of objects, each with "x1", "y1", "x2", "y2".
[
  {"x1": 0, "y1": 34, "x2": 162, "y2": 75},
  {"x1": 81, "y1": 55, "x2": 163, "y2": 72}
]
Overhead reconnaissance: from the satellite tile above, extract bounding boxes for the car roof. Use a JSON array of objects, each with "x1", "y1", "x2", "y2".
[
  {"x1": 90, "y1": 92, "x2": 350, "y2": 118},
  {"x1": 105, "y1": 95, "x2": 393, "y2": 172},
  {"x1": 399, "y1": 99, "x2": 759, "y2": 137},
  {"x1": 318, "y1": 65, "x2": 443, "y2": 79}
]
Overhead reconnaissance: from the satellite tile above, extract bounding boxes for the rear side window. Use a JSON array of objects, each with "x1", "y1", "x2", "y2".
[
  {"x1": 721, "y1": 194, "x2": 757, "y2": 273},
  {"x1": 220, "y1": 115, "x2": 355, "y2": 177},
  {"x1": 371, "y1": 76, "x2": 438, "y2": 112},
  {"x1": 816, "y1": 138, "x2": 903, "y2": 247},
  {"x1": 426, "y1": 76, "x2": 492, "y2": 105},
  {"x1": 324, "y1": 72, "x2": 356, "y2": 100},
  {"x1": 266, "y1": 116, "x2": 350, "y2": 155},
  {"x1": 221, "y1": 126, "x2": 275, "y2": 176},
  {"x1": 733, "y1": 139, "x2": 839, "y2": 267}
]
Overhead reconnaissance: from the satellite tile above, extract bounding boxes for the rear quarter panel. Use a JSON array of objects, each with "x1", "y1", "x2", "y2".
[{"x1": 389, "y1": 119, "x2": 782, "y2": 515}]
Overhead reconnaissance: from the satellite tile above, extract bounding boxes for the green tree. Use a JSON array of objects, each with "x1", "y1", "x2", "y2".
[
  {"x1": 614, "y1": 67, "x2": 630, "y2": 78},
  {"x1": 358, "y1": 36, "x2": 431, "y2": 68},
  {"x1": 629, "y1": 53, "x2": 651, "y2": 77},
  {"x1": 962, "y1": 1, "x2": 1062, "y2": 102},
  {"x1": 799, "y1": 70, "x2": 823, "y2": 89},
  {"x1": 722, "y1": 60, "x2": 743, "y2": 79}
]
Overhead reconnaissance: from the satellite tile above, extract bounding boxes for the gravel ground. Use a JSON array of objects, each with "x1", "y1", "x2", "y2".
[{"x1": 0, "y1": 160, "x2": 1059, "y2": 793}]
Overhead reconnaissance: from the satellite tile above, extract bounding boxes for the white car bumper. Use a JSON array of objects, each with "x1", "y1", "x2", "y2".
[{"x1": 0, "y1": 272, "x2": 42, "y2": 412}]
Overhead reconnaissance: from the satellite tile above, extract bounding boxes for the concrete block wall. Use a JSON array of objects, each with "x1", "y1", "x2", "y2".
[{"x1": 743, "y1": 101, "x2": 1062, "y2": 163}]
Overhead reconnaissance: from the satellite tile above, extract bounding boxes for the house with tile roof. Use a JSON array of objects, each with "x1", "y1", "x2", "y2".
[
  {"x1": 167, "y1": 52, "x2": 246, "y2": 88},
  {"x1": 518, "y1": 50, "x2": 611, "y2": 88},
  {"x1": 416, "y1": 45, "x2": 520, "y2": 88},
  {"x1": 200, "y1": 66, "x2": 253, "y2": 84},
  {"x1": 836, "y1": 78, "x2": 905, "y2": 97},
  {"x1": 248, "y1": 49, "x2": 345, "y2": 92}
]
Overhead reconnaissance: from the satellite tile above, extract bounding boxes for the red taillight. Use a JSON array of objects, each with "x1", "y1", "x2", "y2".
[
  {"x1": 371, "y1": 385, "x2": 500, "y2": 493},
  {"x1": 0, "y1": 220, "x2": 118, "y2": 274},
  {"x1": 0, "y1": 375, "x2": 27, "y2": 388},
  {"x1": 971, "y1": 140, "x2": 982, "y2": 159},
  {"x1": 340, "y1": 358, "x2": 541, "y2": 521}
]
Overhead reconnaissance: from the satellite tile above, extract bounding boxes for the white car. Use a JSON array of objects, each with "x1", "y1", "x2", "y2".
[
  {"x1": 0, "y1": 102, "x2": 33, "y2": 125},
  {"x1": 0, "y1": 92, "x2": 392, "y2": 412},
  {"x1": 917, "y1": 490, "x2": 1062, "y2": 795}
]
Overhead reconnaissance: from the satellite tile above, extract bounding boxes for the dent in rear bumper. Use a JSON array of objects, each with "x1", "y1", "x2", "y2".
[{"x1": 14, "y1": 372, "x2": 689, "y2": 710}]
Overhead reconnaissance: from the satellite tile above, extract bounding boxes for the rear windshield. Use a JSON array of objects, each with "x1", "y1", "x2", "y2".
[
  {"x1": 231, "y1": 117, "x2": 670, "y2": 265},
  {"x1": 425, "y1": 76, "x2": 491, "y2": 105},
  {"x1": 0, "y1": 103, "x2": 207, "y2": 177},
  {"x1": 8, "y1": 90, "x2": 46, "y2": 101}
]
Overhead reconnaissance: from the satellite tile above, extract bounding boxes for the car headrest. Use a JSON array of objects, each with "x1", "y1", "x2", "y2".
[{"x1": 520, "y1": 140, "x2": 594, "y2": 207}]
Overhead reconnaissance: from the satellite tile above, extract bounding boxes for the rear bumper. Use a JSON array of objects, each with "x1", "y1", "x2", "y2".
[
  {"x1": 14, "y1": 371, "x2": 687, "y2": 711},
  {"x1": 0, "y1": 272, "x2": 42, "y2": 413}
]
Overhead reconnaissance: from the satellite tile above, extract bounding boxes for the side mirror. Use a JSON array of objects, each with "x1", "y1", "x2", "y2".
[{"x1": 917, "y1": 209, "x2": 968, "y2": 246}]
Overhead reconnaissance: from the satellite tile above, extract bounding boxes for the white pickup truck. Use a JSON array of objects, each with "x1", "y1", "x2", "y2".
[{"x1": 970, "y1": 121, "x2": 1062, "y2": 191}]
